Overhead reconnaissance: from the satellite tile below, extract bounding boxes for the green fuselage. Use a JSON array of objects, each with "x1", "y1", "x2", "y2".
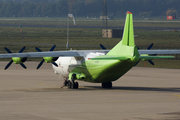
[{"x1": 71, "y1": 59, "x2": 137, "y2": 83}]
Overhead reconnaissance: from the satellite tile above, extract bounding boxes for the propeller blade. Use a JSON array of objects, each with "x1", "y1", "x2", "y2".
[
  {"x1": 20, "y1": 63, "x2": 27, "y2": 69},
  {"x1": 4, "y1": 60, "x2": 13, "y2": 70},
  {"x1": 51, "y1": 62, "x2": 58, "y2": 67},
  {"x1": 50, "y1": 44, "x2": 56, "y2": 51},
  {"x1": 134, "y1": 60, "x2": 140, "y2": 66},
  {"x1": 100, "y1": 44, "x2": 106, "y2": 50},
  {"x1": 148, "y1": 60, "x2": 155, "y2": 65},
  {"x1": 35, "y1": 47, "x2": 42, "y2": 52},
  {"x1": 147, "y1": 43, "x2": 154, "y2": 50},
  {"x1": 19, "y1": 46, "x2": 26, "y2": 53},
  {"x1": 37, "y1": 59, "x2": 45, "y2": 69},
  {"x1": 4, "y1": 47, "x2": 12, "y2": 53}
]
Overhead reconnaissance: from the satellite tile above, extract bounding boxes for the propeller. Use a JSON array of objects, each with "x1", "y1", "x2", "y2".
[
  {"x1": 100, "y1": 44, "x2": 107, "y2": 50},
  {"x1": 135, "y1": 43, "x2": 155, "y2": 66},
  {"x1": 35, "y1": 44, "x2": 58, "y2": 69},
  {"x1": 4, "y1": 46, "x2": 27, "y2": 70}
]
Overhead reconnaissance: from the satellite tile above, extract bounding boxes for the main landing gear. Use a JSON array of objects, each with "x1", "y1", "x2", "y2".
[
  {"x1": 102, "y1": 81, "x2": 112, "y2": 89},
  {"x1": 67, "y1": 74, "x2": 79, "y2": 89},
  {"x1": 67, "y1": 80, "x2": 79, "y2": 89}
]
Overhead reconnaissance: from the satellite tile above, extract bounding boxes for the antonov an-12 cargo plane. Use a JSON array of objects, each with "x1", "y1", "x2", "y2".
[{"x1": 1, "y1": 12, "x2": 180, "y2": 89}]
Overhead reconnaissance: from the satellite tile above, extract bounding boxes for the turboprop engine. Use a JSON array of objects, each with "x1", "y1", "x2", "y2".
[
  {"x1": 35, "y1": 44, "x2": 58, "y2": 69},
  {"x1": 4, "y1": 46, "x2": 27, "y2": 70}
]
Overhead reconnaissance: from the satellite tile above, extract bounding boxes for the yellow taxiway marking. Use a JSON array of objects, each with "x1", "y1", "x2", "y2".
[
  {"x1": 172, "y1": 94, "x2": 180, "y2": 98},
  {"x1": 39, "y1": 83, "x2": 46, "y2": 85}
]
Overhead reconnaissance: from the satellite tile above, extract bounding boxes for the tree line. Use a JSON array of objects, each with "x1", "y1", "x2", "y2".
[{"x1": 0, "y1": 0, "x2": 180, "y2": 17}]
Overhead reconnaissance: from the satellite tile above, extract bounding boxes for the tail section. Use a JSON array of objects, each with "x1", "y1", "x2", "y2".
[
  {"x1": 107, "y1": 11, "x2": 139, "y2": 58},
  {"x1": 122, "y1": 11, "x2": 134, "y2": 46}
]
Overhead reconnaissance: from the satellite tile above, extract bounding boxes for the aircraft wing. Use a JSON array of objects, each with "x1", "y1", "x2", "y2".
[
  {"x1": 138, "y1": 50, "x2": 180, "y2": 55},
  {"x1": 0, "y1": 50, "x2": 109, "y2": 58},
  {"x1": 0, "y1": 49, "x2": 180, "y2": 59}
]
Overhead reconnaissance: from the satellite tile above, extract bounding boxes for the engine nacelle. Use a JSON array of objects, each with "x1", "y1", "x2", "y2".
[
  {"x1": 43, "y1": 57, "x2": 58, "y2": 63},
  {"x1": 12, "y1": 57, "x2": 28, "y2": 64}
]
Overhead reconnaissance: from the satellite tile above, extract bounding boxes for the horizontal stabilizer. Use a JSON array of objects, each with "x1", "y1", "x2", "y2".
[
  {"x1": 140, "y1": 56, "x2": 175, "y2": 60},
  {"x1": 90, "y1": 56, "x2": 127, "y2": 60}
]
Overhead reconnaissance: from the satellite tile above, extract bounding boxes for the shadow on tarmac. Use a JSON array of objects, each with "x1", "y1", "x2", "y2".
[
  {"x1": 22, "y1": 86, "x2": 180, "y2": 93},
  {"x1": 83, "y1": 86, "x2": 180, "y2": 92}
]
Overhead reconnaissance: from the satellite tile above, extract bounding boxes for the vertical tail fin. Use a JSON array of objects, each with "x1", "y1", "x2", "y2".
[
  {"x1": 107, "y1": 11, "x2": 137, "y2": 57},
  {"x1": 122, "y1": 11, "x2": 134, "y2": 46}
]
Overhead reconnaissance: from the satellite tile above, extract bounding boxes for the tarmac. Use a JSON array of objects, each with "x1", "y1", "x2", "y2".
[{"x1": 0, "y1": 61, "x2": 180, "y2": 120}]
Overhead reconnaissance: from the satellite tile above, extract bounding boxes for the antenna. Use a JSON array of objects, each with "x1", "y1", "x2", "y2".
[{"x1": 67, "y1": 14, "x2": 76, "y2": 49}]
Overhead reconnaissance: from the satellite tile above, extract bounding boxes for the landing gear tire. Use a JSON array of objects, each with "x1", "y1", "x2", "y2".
[
  {"x1": 67, "y1": 74, "x2": 79, "y2": 89},
  {"x1": 64, "y1": 80, "x2": 69, "y2": 86},
  {"x1": 102, "y1": 82, "x2": 112, "y2": 89},
  {"x1": 74, "y1": 82, "x2": 79, "y2": 89},
  {"x1": 68, "y1": 80, "x2": 72, "y2": 89},
  {"x1": 68, "y1": 80, "x2": 79, "y2": 89}
]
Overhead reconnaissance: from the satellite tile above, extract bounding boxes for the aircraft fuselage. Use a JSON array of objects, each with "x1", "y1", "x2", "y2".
[{"x1": 52, "y1": 56, "x2": 137, "y2": 83}]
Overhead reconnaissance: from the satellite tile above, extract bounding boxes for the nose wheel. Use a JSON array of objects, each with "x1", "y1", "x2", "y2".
[{"x1": 102, "y1": 82, "x2": 112, "y2": 88}]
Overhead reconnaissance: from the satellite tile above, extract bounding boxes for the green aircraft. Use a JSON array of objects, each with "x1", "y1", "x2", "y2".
[{"x1": 0, "y1": 12, "x2": 178, "y2": 89}]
